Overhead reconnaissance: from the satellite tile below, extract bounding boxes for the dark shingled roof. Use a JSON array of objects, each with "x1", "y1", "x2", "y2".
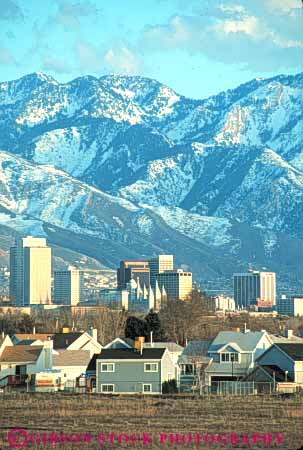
[
  {"x1": 16, "y1": 339, "x2": 41, "y2": 345},
  {"x1": 87, "y1": 354, "x2": 98, "y2": 372},
  {"x1": 53, "y1": 333, "x2": 82, "y2": 349},
  {"x1": 97, "y1": 348, "x2": 165, "y2": 360},
  {"x1": 275, "y1": 343, "x2": 303, "y2": 361}
]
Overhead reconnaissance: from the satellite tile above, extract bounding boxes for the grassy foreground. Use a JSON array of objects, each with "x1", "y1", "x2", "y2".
[{"x1": 0, "y1": 393, "x2": 303, "y2": 450}]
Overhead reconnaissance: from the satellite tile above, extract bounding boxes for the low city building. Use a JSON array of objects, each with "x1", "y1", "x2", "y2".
[{"x1": 276, "y1": 296, "x2": 303, "y2": 317}]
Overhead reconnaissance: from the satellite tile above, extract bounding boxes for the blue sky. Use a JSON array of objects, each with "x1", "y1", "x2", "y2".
[{"x1": 0, "y1": 0, "x2": 303, "y2": 98}]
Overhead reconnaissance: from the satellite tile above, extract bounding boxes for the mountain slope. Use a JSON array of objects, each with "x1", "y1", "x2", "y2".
[{"x1": 1, "y1": 71, "x2": 303, "y2": 291}]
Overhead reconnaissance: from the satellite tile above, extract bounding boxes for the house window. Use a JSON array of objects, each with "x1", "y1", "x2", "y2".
[
  {"x1": 221, "y1": 353, "x2": 239, "y2": 363},
  {"x1": 100, "y1": 363, "x2": 115, "y2": 372},
  {"x1": 144, "y1": 363, "x2": 158, "y2": 372},
  {"x1": 180, "y1": 364, "x2": 196, "y2": 375},
  {"x1": 143, "y1": 384, "x2": 152, "y2": 393},
  {"x1": 101, "y1": 384, "x2": 114, "y2": 393}
]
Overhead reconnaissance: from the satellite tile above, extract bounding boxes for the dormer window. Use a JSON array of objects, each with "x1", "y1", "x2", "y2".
[{"x1": 221, "y1": 353, "x2": 239, "y2": 363}]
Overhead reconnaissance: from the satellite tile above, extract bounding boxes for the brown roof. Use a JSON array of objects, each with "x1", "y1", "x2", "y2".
[
  {"x1": 0, "y1": 345, "x2": 43, "y2": 363},
  {"x1": 53, "y1": 350, "x2": 91, "y2": 367},
  {"x1": 14, "y1": 334, "x2": 54, "y2": 341}
]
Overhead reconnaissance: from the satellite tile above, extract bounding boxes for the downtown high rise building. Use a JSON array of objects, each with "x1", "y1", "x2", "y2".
[
  {"x1": 53, "y1": 266, "x2": 83, "y2": 306},
  {"x1": 117, "y1": 260, "x2": 150, "y2": 289},
  {"x1": 149, "y1": 255, "x2": 174, "y2": 288},
  {"x1": 9, "y1": 236, "x2": 52, "y2": 306},
  {"x1": 157, "y1": 269, "x2": 192, "y2": 301},
  {"x1": 233, "y1": 271, "x2": 276, "y2": 309}
]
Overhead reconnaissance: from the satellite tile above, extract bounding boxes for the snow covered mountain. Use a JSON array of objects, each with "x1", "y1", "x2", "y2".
[{"x1": 1, "y1": 71, "x2": 303, "y2": 290}]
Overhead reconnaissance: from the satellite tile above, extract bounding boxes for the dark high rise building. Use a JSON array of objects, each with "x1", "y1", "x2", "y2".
[
  {"x1": 233, "y1": 271, "x2": 276, "y2": 309},
  {"x1": 117, "y1": 260, "x2": 150, "y2": 289}
]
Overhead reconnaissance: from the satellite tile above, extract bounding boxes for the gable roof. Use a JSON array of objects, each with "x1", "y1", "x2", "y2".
[
  {"x1": 53, "y1": 333, "x2": 82, "y2": 349},
  {"x1": 144, "y1": 342, "x2": 184, "y2": 352},
  {"x1": 217, "y1": 342, "x2": 242, "y2": 353},
  {"x1": 13, "y1": 333, "x2": 54, "y2": 342},
  {"x1": 104, "y1": 338, "x2": 133, "y2": 349},
  {"x1": 97, "y1": 348, "x2": 166, "y2": 360},
  {"x1": 208, "y1": 331, "x2": 267, "y2": 353},
  {"x1": 53, "y1": 350, "x2": 91, "y2": 367},
  {"x1": 270, "y1": 334, "x2": 303, "y2": 343},
  {"x1": 16, "y1": 339, "x2": 43, "y2": 346},
  {"x1": 0, "y1": 345, "x2": 43, "y2": 363},
  {"x1": 87, "y1": 353, "x2": 98, "y2": 372},
  {"x1": 275, "y1": 343, "x2": 303, "y2": 361},
  {"x1": 182, "y1": 340, "x2": 212, "y2": 357}
]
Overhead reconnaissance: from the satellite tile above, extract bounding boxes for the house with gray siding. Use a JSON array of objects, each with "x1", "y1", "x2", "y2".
[
  {"x1": 178, "y1": 340, "x2": 212, "y2": 392},
  {"x1": 247, "y1": 343, "x2": 303, "y2": 385},
  {"x1": 204, "y1": 330, "x2": 273, "y2": 386},
  {"x1": 95, "y1": 347, "x2": 175, "y2": 394}
]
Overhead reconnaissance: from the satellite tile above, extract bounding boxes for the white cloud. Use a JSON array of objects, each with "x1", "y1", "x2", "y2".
[
  {"x1": 104, "y1": 46, "x2": 142, "y2": 74},
  {"x1": 140, "y1": 2, "x2": 303, "y2": 71},
  {"x1": 51, "y1": 0, "x2": 100, "y2": 31}
]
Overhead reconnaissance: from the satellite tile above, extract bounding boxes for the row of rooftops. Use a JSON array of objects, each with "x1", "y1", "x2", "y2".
[{"x1": 2, "y1": 327, "x2": 303, "y2": 368}]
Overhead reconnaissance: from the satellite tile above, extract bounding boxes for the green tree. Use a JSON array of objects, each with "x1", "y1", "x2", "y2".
[
  {"x1": 145, "y1": 310, "x2": 166, "y2": 341},
  {"x1": 124, "y1": 316, "x2": 148, "y2": 340}
]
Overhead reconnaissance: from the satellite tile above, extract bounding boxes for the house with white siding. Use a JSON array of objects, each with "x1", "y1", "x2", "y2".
[{"x1": 0, "y1": 340, "x2": 53, "y2": 388}]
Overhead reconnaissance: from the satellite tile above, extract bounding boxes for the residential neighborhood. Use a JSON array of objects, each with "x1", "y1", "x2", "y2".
[{"x1": 1, "y1": 324, "x2": 303, "y2": 396}]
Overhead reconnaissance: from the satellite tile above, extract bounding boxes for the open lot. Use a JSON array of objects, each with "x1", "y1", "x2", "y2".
[{"x1": 0, "y1": 393, "x2": 302, "y2": 450}]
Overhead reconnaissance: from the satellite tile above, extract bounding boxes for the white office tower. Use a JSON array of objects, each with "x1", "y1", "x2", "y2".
[
  {"x1": 149, "y1": 254, "x2": 174, "y2": 288},
  {"x1": 10, "y1": 236, "x2": 51, "y2": 306},
  {"x1": 54, "y1": 266, "x2": 83, "y2": 306}
]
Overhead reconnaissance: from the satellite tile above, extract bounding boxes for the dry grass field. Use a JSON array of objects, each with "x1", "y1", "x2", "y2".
[{"x1": 0, "y1": 393, "x2": 303, "y2": 450}]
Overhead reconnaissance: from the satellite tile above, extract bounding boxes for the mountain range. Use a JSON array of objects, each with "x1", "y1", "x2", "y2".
[{"x1": 1, "y1": 71, "x2": 303, "y2": 293}]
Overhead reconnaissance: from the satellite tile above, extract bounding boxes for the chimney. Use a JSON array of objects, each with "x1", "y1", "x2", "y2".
[
  {"x1": 33, "y1": 326, "x2": 36, "y2": 335},
  {"x1": 87, "y1": 327, "x2": 98, "y2": 342},
  {"x1": 134, "y1": 337, "x2": 145, "y2": 354},
  {"x1": 286, "y1": 329, "x2": 293, "y2": 339},
  {"x1": 43, "y1": 339, "x2": 53, "y2": 370},
  {"x1": 243, "y1": 323, "x2": 250, "y2": 333}
]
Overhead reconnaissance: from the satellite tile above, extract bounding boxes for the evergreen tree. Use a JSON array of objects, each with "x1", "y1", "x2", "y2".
[
  {"x1": 124, "y1": 316, "x2": 148, "y2": 340},
  {"x1": 145, "y1": 310, "x2": 166, "y2": 341}
]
